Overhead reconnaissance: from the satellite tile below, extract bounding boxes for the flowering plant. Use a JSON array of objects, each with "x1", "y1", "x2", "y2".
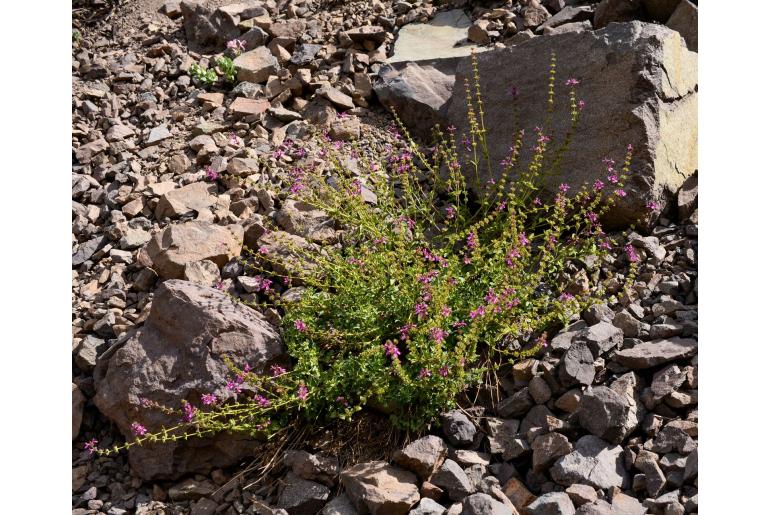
[{"x1": 90, "y1": 55, "x2": 639, "y2": 456}]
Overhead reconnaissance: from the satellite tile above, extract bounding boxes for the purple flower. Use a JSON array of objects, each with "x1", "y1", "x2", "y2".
[
  {"x1": 445, "y1": 206, "x2": 456, "y2": 219},
  {"x1": 258, "y1": 246, "x2": 269, "y2": 255},
  {"x1": 600, "y1": 240, "x2": 612, "y2": 250},
  {"x1": 559, "y1": 183, "x2": 570, "y2": 193},
  {"x1": 466, "y1": 231, "x2": 478, "y2": 250},
  {"x1": 84, "y1": 438, "x2": 99, "y2": 455},
  {"x1": 205, "y1": 166, "x2": 218, "y2": 182},
  {"x1": 441, "y1": 305, "x2": 452, "y2": 317},
  {"x1": 297, "y1": 384, "x2": 309, "y2": 401},
  {"x1": 447, "y1": 125, "x2": 457, "y2": 133},
  {"x1": 226, "y1": 39, "x2": 246, "y2": 52},
  {"x1": 508, "y1": 85, "x2": 520, "y2": 98},
  {"x1": 624, "y1": 244, "x2": 639, "y2": 263},
  {"x1": 593, "y1": 179, "x2": 605, "y2": 191},
  {"x1": 586, "y1": 212, "x2": 598, "y2": 223},
  {"x1": 201, "y1": 393, "x2": 218, "y2": 405},
  {"x1": 182, "y1": 402, "x2": 197, "y2": 422},
  {"x1": 429, "y1": 327, "x2": 447, "y2": 343},
  {"x1": 646, "y1": 200, "x2": 660, "y2": 210},
  {"x1": 559, "y1": 292, "x2": 574, "y2": 302},
  {"x1": 518, "y1": 233, "x2": 530, "y2": 246},
  {"x1": 399, "y1": 323, "x2": 416, "y2": 341},
  {"x1": 384, "y1": 340, "x2": 401, "y2": 359},
  {"x1": 226, "y1": 380, "x2": 242, "y2": 394},
  {"x1": 614, "y1": 189, "x2": 627, "y2": 198},
  {"x1": 270, "y1": 365, "x2": 287, "y2": 377},
  {"x1": 336, "y1": 396, "x2": 350, "y2": 407},
  {"x1": 439, "y1": 366, "x2": 449, "y2": 377},
  {"x1": 469, "y1": 306, "x2": 486, "y2": 320},
  {"x1": 418, "y1": 368, "x2": 432, "y2": 379},
  {"x1": 254, "y1": 394, "x2": 271, "y2": 407},
  {"x1": 565, "y1": 78, "x2": 580, "y2": 87},
  {"x1": 608, "y1": 174, "x2": 619, "y2": 184},
  {"x1": 131, "y1": 422, "x2": 147, "y2": 437},
  {"x1": 415, "y1": 302, "x2": 429, "y2": 319},
  {"x1": 294, "y1": 319, "x2": 307, "y2": 332},
  {"x1": 533, "y1": 197, "x2": 542, "y2": 206},
  {"x1": 578, "y1": 99, "x2": 586, "y2": 111}
]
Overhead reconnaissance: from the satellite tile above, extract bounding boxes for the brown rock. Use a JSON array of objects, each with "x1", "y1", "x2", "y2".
[
  {"x1": 502, "y1": 477, "x2": 536, "y2": 513},
  {"x1": 155, "y1": 182, "x2": 217, "y2": 220},
  {"x1": 666, "y1": 0, "x2": 698, "y2": 52},
  {"x1": 72, "y1": 383, "x2": 85, "y2": 441},
  {"x1": 234, "y1": 46, "x2": 279, "y2": 83},
  {"x1": 340, "y1": 461, "x2": 420, "y2": 515},
  {"x1": 230, "y1": 97, "x2": 270, "y2": 117},
  {"x1": 138, "y1": 221, "x2": 243, "y2": 279}
]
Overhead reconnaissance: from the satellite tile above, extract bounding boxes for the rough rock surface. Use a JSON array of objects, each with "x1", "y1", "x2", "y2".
[
  {"x1": 340, "y1": 461, "x2": 420, "y2": 515},
  {"x1": 93, "y1": 280, "x2": 284, "y2": 479}
]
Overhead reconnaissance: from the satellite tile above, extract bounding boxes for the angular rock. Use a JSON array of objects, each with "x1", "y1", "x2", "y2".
[
  {"x1": 409, "y1": 497, "x2": 446, "y2": 515},
  {"x1": 574, "y1": 500, "x2": 611, "y2": 515},
  {"x1": 528, "y1": 376, "x2": 552, "y2": 405},
  {"x1": 441, "y1": 410, "x2": 476, "y2": 446},
  {"x1": 93, "y1": 280, "x2": 285, "y2": 479},
  {"x1": 651, "y1": 364, "x2": 686, "y2": 401},
  {"x1": 613, "y1": 338, "x2": 697, "y2": 369},
  {"x1": 676, "y1": 173, "x2": 698, "y2": 221},
  {"x1": 253, "y1": 231, "x2": 320, "y2": 278},
  {"x1": 525, "y1": 492, "x2": 575, "y2": 515},
  {"x1": 634, "y1": 450, "x2": 666, "y2": 497},
  {"x1": 322, "y1": 495, "x2": 358, "y2": 515},
  {"x1": 502, "y1": 477, "x2": 536, "y2": 513},
  {"x1": 340, "y1": 461, "x2": 420, "y2": 515},
  {"x1": 147, "y1": 125, "x2": 172, "y2": 145},
  {"x1": 560, "y1": 341, "x2": 595, "y2": 386},
  {"x1": 576, "y1": 384, "x2": 640, "y2": 444},
  {"x1": 532, "y1": 433, "x2": 573, "y2": 472},
  {"x1": 497, "y1": 388, "x2": 534, "y2": 418},
  {"x1": 431, "y1": 459, "x2": 475, "y2": 502},
  {"x1": 318, "y1": 86, "x2": 355, "y2": 110},
  {"x1": 230, "y1": 97, "x2": 270, "y2": 117},
  {"x1": 183, "y1": 259, "x2": 221, "y2": 287},
  {"x1": 593, "y1": 0, "x2": 641, "y2": 29},
  {"x1": 234, "y1": 47, "x2": 279, "y2": 83},
  {"x1": 565, "y1": 485, "x2": 596, "y2": 507},
  {"x1": 486, "y1": 418, "x2": 523, "y2": 461},
  {"x1": 138, "y1": 221, "x2": 243, "y2": 279},
  {"x1": 460, "y1": 493, "x2": 511, "y2": 515},
  {"x1": 393, "y1": 435, "x2": 448, "y2": 480},
  {"x1": 155, "y1": 182, "x2": 217, "y2": 220},
  {"x1": 277, "y1": 472, "x2": 331, "y2": 515},
  {"x1": 576, "y1": 322, "x2": 623, "y2": 357},
  {"x1": 608, "y1": 492, "x2": 645, "y2": 515},
  {"x1": 73, "y1": 235, "x2": 108, "y2": 266},
  {"x1": 550, "y1": 436, "x2": 628, "y2": 489}
]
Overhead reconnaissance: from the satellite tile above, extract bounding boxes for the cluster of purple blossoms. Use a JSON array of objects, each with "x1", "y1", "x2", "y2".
[
  {"x1": 131, "y1": 422, "x2": 148, "y2": 437},
  {"x1": 297, "y1": 384, "x2": 309, "y2": 401},
  {"x1": 415, "y1": 302, "x2": 429, "y2": 319},
  {"x1": 441, "y1": 305, "x2": 452, "y2": 317},
  {"x1": 201, "y1": 393, "x2": 218, "y2": 405},
  {"x1": 270, "y1": 365, "x2": 287, "y2": 377},
  {"x1": 294, "y1": 319, "x2": 308, "y2": 332},
  {"x1": 418, "y1": 368, "x2": 432, "y2": 379},
  {"x1": 226, "y1": 39, "x2": 246, "y2": 53},
  {"x1": 84, "y1": 438, "x2": 99, "y2": 455},
  {"x1": 593, "y1": 179, "x2": 605, "y2": 191},
  {"x1": 438, "y1": 366, "x2": 449, "y2": 377},
  {"x1": 384, "y1": 340, "x2": 401, "y2": 359},
  {"x1": 445, "y1": 205, "x2": 456, "y2": 219},
  {"x1": 565, "y1": 78, "x2": 580, "y2": 87},
  {"x1": 417, "y1": 270, "x2": 439, "y2": 285},
  {"x1": 229, "y1": 132, "x2": 239, "y2": 146},
  {"x1": 614, "y1": 189, "x2": 627, "y2": 198},
  {"x1": 289, "y1": 167, "x2": 306, "y2": 194},
  {"x1": 559, "y1": 292, "x2": 575, "y2": 302},
  {"x1": 252, "y1": 275, "x2": 273, "y2": 292},
  {"x1": 646, "y1": 200, "x2": 660, "y2": 210},
  {"x1": 466, "y1": 231, "x2": 479, "y2": 250},
  {"x1": 429, "y1": 327, "x2": 448, "y2": 343},
  {"x1": 518, "y1": 233, "x2": 530, "y2": 246},
  {"x1": 399, "y1": 323, "x2": 416, "y2": 341},
  {"x1": 336, "y1": 396, "x2": 350, "y2": 407},
  {"x1": 469, "y1": 305, "x2": 486, "y2": 320},
  {"x1": 586, "y1": 212, "x2": 599, "y2": 224},
  {"x1": 624, "y1": 244, "x2": 640, "y2": 263},
  {"x1": 559, "y1": 183, "x2": 570, "y2": 193},
  {"x1": 254, "y1": 394, "x2": 271, "y2": 407},
  {"x1": 182, "y1": 402, "x2": 197, "y2": 423},
  {"x1": 205, "y1": 166, "x2": 218, "y2": 182}
]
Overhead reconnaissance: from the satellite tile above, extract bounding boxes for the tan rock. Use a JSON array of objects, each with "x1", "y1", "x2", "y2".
[
  {"x1": 502, "y1": 477, "x2": 536, "y2": 512},
  {"x1": 155, "y1": 182, "x2": 217, "y2": 220},
  {"x1": 138, "y1": 221, "x2": 244, "y2": 279},
  {"x1": 234, "y1": 46, "x2": 278, "y2": 83},
  {"x1": 340, "y1": 461, "x2": 419, "y2": 515},
  {"x1": 230, "y1": 97, "x2": 270, "y2": 117}
]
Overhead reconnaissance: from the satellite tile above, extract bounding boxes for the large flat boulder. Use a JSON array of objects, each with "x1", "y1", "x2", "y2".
[
  {"x1": 93, "y1": 280, "x2": 285, "y2": 480},
  {"x1": 375, "y1": 21, "x2": 697, "y2": 226}
]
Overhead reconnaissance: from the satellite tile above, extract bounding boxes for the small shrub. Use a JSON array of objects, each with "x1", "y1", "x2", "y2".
[
  {"x1": 189, "y1": 39, "x2": 244, "y2": 88},
  {"x1": 90, "y1": 54, "x2": 641, "y2": 456}
]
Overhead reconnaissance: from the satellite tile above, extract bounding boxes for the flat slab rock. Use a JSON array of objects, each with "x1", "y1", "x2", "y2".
[
  {"x1": 550, "y1": 435, "x2": 628, "y2": 490},
  {"x1": 612, "y1": 337, "x2": 697, "y2": 369},
  {"x1": 93, "y1": 279, "x2": 285, "y2": 480},
  {"x1": 340, "y1": 461, "x2": 420, "y2": 515}
]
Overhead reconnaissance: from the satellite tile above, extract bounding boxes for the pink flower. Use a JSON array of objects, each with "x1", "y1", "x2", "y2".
[
  {"x1": 586, "y1": 212, "x2": 598, "y2": 223},
  {"x1": 646, "y1": 200, "x2": 660, "y2": 210},
  {"x1": 518, "y1": 233, "x2": 529, "y2": 246},
  {"x1": 600, "y1": 240, "x2": 612, "y2": 250},
  {"x1": 226, "y1": 380, "x2": 242, "y2": 394},
  {"x1": 608, "y1": 174, "x2": 619, "y2": 184},
  {"x1": 384, "y1": 340, "x2": 401, "y2": 358},
  {"x1": 533, "y1": 197, "x2": 542, "y2": 206},
  {"x1": 565, "y1": 78, "x2": 580, "y2": 87},
  {"x1": 131, "y1": 422, "x2": 147, "y2": 437},
  {"x1": 439, "y1": 366, "x2": 449, "y2": 377},
  {"x1": 445, "y1": 206, "x2": 456, "y2": 219},
  {"x1": 84, "y1": 438, "x2": 99, "y2": 455},
  {"x1": 578, "y1": 99, "x2": 586, "y2": 111},
  {"x1": 205, "y1": 166, "x2": 218, "y2": 182},
  {"x1": 254, "y1": 394, "x2": 271, "y2": 407},
  {"x1": 270, "y1": 365, "x2": 287, "y2": 377},
  {"x1": 441, "y1": 305, "x2": 452, "y2": 317},
  {"x1": 447, "y1": 125, "x2": 457, "y2": 133},
  {"x1": 614, "y1": 189, "x2": 627, "y2": 198},
  {"x1": 559, "y1": 292, "x2": 574, "y2": 302},
  {"x1": 593, "y1": 179, "x2": 604, "y2": 191},
  {"x1": 226, "y1": 39, "x2": 246, "y2": 52},
  {"x1": 294, "y1": 319, "x2": 307, "y2": 332},
  {"x1": 297, "y1": 384, "x2": 309, "y2": 401},
  {"x1": 415, "y1": 302, "x2": 429, "y2": 319},
  {"x1": 229, "y1": 132, "x2": 239, "y2": 146},
  {"x1": 399, "y1": 323, "x2": 416, "y2": 341},
  {"x1": 429, "y1": 327, "x2": 448, "y2": 343},
  {"x1": 201, "y1": 393, "x2": 218, "y2": 405},
  {"x1": 559, "y1": 183, "x2": 570, "y2": 193},
  {"x1": 624, "y1": 244, "x2": 639, "y2": 263},
  {"x1": 418, "y1": 368, "x2": 432, "y2": 378},
  {"x1": 336, "y1": 396, "x2": 350, "y2": 407},
  {"x1": 182, "y1": 402, "x2": 197, "y2": 422},
  {"x1": 469, "y1": 306, "x2": 486, "y2": 319},
  {"x1": 466, "y1": 231, "x2": 478, "y2": 250}
]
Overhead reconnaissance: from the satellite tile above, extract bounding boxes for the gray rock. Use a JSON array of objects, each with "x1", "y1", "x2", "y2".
[
  {"x1": 234, "y1": 46, "x2": 279, "y2": 83},
  {"x1": 393, "y1": 435, "x2": 448, "y2": 480},
  {"x1": 612, "y1": 311, "x2": 644, "y2": 338},
  {"x1": 486, "y1": 418, "x2": 522, "y2": 460},
  {"x1": 525, "y1": 492, "x2": 576, "y2": 515},
  {"x1": 651, "y1": 364, "x2": 686, "y2": 401},
  {"x1": 532, "y1": 433, "x2": 573, "y2": 472},
  {"x1": 497, "y1": 388, "x2": 534, "y2": 417},
  {"x1": 73, "y1": 235, "x2": 107, "y2": 266},
  {"x1": 608, "y1": 492, "x2": 646, "y2": 515},
  {"x1": 155, "y1": 182, "x2": 217, "y2": 220},
  {"x1": 340, "y1": 461, "x2": 419, "y2": 515},
  {"x1": 321, "y1": 495, "x2": 357, "y2": 515},
  {"x1": 146, "y1": 125, "x2": 172, "y2": 145},
  {"x1": 634, "y1": 450, "x2": 666, "y2": 497},
  {"x1": 651, "y1": 424, "x2": 696, "y2": 454},
  {"x1": 460, "y1": 493, "x2": 512, "y2": 515},
  {"x1": 529, "y1": 376, "x2": 552, "y2": 404},
  {"x1": 431, "y1": 459, "x2": 475, "y2": 501},
  {"x1": 550, "y1": 435, "x2": 628, "y2": 489},
  {"x1": 74, "y1": 334, "x2": 106, "y2": 372},
  {"x1": 276, "y1": 200, "x2": 337, "y2": 244},
  {"x1": 576, "y1": 322, "x2": 623, "y2": 357},
  {"x1": 441, "y1": 410, "x2": 476, "y2": 446},
  {"x1": 389, "y1": 10, "x2": 484, "y2": 63},
  {"x1": 276, "y1": 472, "x2": 331, "y2": 515},
  {"x1": 576, "y1": 383, "x2": 640, "y2": 444},
  {"x1": 291, "y1": 44, "x2": 323, "y2": 66},
  {"x1": 560, "y1": 341, "x2": 596, "y2": 386},
  {"x1": 284, "y1": 450, "x2": 338, "y2": 487},
  {"x1": 583, "y1": 304, "x2": 615, "y2": 325},
  {"x1": 72, "y1": 383, "x2": 85, "y2": 440},
  {"x1": 564, "y1": 485, "x2": 596, "y2": 507},
  {"x1": 537, "y1": 6, "x2": 593, "y2": 31},
  {"x1": 93, "y1": 280, "x2": 285, "y2": 480},
  {"x1": 613, "y1": 338, "x2": 697, "y2": 369},
  {"x1": 574, "y1": 500, "x2": 611, "y2": 515},
  {"x1": 594, "y1": 0, "x2": 641, "y2": 29},
  {"x1": 410, "y1": 497, "x2": 446, "y2": 515}
]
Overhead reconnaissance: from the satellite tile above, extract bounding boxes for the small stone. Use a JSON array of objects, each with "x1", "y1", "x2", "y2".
[
  {"x1": 340, "y1": 461, "x2": 419, "y2": 515},
  {"x1": 565, "y1": 485, "x2": 597, "y2": 507},
  {"x1": 393, "y1": 435, "x2": 448, "y2": 480},
  {"x1": 183, "y1": 259, "x2": 221, "y2": 287},
  {"x1": 560, "y1": 341, "x2": 596, "y2": 386},
  {"x1": 276, "y1": 472, "x2": 331, "y2": 515},
  {"x1": 441, "y1": 410, "x2": 476, "y2": 446},
  {"x1": 230, "y1": 97, "x2": 270, "y2": 116},
  {"x1": 532, "y1": 433, "x2": 573, "y2": 473},
  {"x1": 431, "y1": 459, "x2": 475, "y2": 501},
  {"x1": 634, "y1": 450, "x2": 666, "y2": 497},
  {"x1": 234, "y1": 46, "x2": 279, "y2": 83},
  {"x1": 168, "y1": 478, "x2": 215, "y2": 501},
  {"x1": 321, "y1": 495, "x2": 357, "y2": 515},
  {"x1": 529, "y1": 376, "x2": 552, "y2": 404},
  {"x1": 525, "y1": 492, "x2": 576, "y2": 515},
  {"x1": 460, "y1": 493, "x2": 511, "y2": 515},
  {"x1": 317, "y1": 86, "x2": 355, "y2": 110},
  {"x1": 409, "y1": 497, "x2": 446, "y2": 515},
  {"x1": 497, "y1": 388, "x2": 534, "y2": 417},
  {"x1": 146, "y1": 125, "x2": 172, "y2": 145},
  {"x1": 550, "y1": 435, "x2": 628, "y2": 490},
  {"x1": 502, "y1": 476, "x2": 536, "y2": 512},
  {"x1": 284, "y1": 451, "x2": 338, "y2": 487},
  {"x1": 613, "y1": 338, "x2": 697, "y2": 369},
  {"x1": 577, "y1": 322, "x2": 623, "y2": 357}
]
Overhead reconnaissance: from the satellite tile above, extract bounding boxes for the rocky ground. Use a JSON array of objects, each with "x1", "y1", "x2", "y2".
[{"x1": 72, "y1": 1, "x2": 698, "y2": 514}]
